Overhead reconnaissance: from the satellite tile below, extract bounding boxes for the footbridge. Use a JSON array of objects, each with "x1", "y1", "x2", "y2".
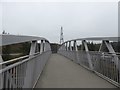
[{"x1": 0, "y1": 35, "x2": 120, "y2": 88}]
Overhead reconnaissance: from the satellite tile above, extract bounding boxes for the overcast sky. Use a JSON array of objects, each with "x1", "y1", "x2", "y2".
[{"x1": 0, "y1": 0, "x2": 119, "y2": 43}]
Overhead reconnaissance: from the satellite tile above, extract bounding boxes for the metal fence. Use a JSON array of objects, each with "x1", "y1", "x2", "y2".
[
  {"x1": 0, "y1": 35, "x2": 52, "y2": 88},
  {"x1": 58, "y1": 37, "x2": 120, "y2": 87}
]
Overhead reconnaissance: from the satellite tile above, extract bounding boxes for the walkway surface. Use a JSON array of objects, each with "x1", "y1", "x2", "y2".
[{"x1": 35, "y1": 54, "x2": 116, "y2": 88}]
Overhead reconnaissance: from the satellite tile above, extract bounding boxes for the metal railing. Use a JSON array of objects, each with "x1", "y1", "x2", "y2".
[
  {"x1": 58, "y1": 37, "x2": 120, "y2": 87},
  {"x1": 0, "y1": 35, "x2": 52, "y2": 88}
]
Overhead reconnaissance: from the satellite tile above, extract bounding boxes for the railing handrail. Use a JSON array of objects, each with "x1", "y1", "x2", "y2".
[
  {"x1": 58, "y1": 37, "x2": 120, "y2": 87},
  {"x1": 0, "y1": 34, "x2": 49, "y2": 46},
  {"x1": 0, "y1": 34, "x2": 52, "y2": 88},
  {"x1": 0, "y1": 52, "x2": 40, "y2": 66},
  {"x1": 63, "y1": 50, "x2": 120, "y2": 55},
  {"x1": 62, "y1": 37, "x2": 120, "y2": 45},
  {"x1": 0, "y1": 51, "x2": 44, "y2": 73}
]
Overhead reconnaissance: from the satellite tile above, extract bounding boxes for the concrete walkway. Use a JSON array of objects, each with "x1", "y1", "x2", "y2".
[{"x1": 35, "y1": 54, "x2": 116, "y2": 88}]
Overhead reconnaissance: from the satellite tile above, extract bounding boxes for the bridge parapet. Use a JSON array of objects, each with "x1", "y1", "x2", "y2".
[
  {"x1": 58, "y1": 37, "x2": 120, "y2": 87},
  {"x1": 0, "y1": 35, "x2": 52, "y2": 88}
]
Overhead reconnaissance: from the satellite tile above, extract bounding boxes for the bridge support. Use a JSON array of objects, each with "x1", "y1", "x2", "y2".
[
  {"x1": 48, "y1": 42, "x2": 51, "y2": 51},
  {"x1": 62, "y1": 44, "x2": 66, "y2": 51},
  {"x1": 66, "y1": 42, "x2": 68, "y2": 51},
  {"x1": 58, "y1": 37, "x2": 120, "y2": 87},
  {"x1": 0, "y1": 45, "x2": 3, "y2": 62},
  {"x1": 82, "y1": 40, "x2": 93, "y2": 70},
  {"x1": 44, "y1": 41, "x2": 50, "y2": 51},
  {"x1": 65, "y1": 43, "x2": 67, "y2": 51},
  {"x1": 69, "y1": 41, "x2": 72, "y2": 51},
  {"x1": 0, "y1": 47, "x2": 3, "y2": 89},
  {"x1": 29, "y1": 41, "x2": 37, "y2": 57},
  {"x1": 40, "y1": 40, "x2": 44, "y2": 54},
  {"x1": 44, "y1": 41, "x2": 47, "y2": 52},
  {"x1": 0, "y1": 58, "x2": 3, "y2": 89},
  {"x1": 73, "y1": 40, "x2": 78, "y2": 51},
  {"x1": 99, "y1": 40, "x2": 119, "y2": 70},
  {"x1": 24, "y1": 41, "x2": 37, "y2": 88},
  {"x1": 0, "y1": 56, "x2": 2, "y2": 63},
  {"x1": 104, "y1": 40, "x2": 119, "y2": 83},
  {"x1": 104, "y1": 40, "x2": 118, "y2": 68},
  {"x1": 99, "y1": 40, "x2": 120, "y2": 84},
  {"x1": 73, "y1": 40, "x2": 80, "y2": 63}
]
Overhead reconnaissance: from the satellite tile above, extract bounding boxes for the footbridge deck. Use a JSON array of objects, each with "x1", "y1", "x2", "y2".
[{"x1": 35, "y1": 54, "x2": 116, "y2": 88}]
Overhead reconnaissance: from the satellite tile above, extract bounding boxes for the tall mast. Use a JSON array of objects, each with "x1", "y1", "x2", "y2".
[{"x1": 60, "y1": 26, "x2": 64, "y2": 44}]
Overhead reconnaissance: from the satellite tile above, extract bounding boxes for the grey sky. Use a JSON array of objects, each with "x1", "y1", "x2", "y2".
[{"x1": 0, "y1": 0, "x2": 119, "y2": 43}]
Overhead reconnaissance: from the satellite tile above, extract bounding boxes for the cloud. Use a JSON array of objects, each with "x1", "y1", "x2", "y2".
[{"x1": 1, "y1": 2, "x2": 118, "y2": 43}]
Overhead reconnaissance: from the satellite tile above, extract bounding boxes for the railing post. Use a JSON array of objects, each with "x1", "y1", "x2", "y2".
[
  {"x1": 44, "y1": 41, "x2": 48, "y2": 51},
  {"x1": 69, "y1": 41, "x2": 72, "y2": 51},
  {"x1": 0, "y1": 45, "x2": 3, "y2": 63},
  {"x1": 48, "y1": 42, "x2": 51, "y2": 51},
  {"x1": 40, "y1": 40, "x2": 44, "y2": 54},
  {"x1": 73, "y1": 40, "x2": 79, "y2": 63},
  {"x1": 0, "y1": 56, "x2": 2, "y2": 63},
  {"x1": 0, "y1": 52, "x2": 3, "y2": 89},
  {"x1": 99, "y1": 42, "x2": 103, "y2": 52},
  {"x1": 66, "y1": 42, "x2": 68, "y2": 51},
  {"x1": 73, "y1": 40, "x2": 78, "y2": 51},
  {"x1": 29, "y1": 41, "x2": 37, "y2": 57},
  {"x1": 44, "y1": 41, "x2": 47, "y2": 52},
  {"x1": 0, "y1": 47, "x2": 3, "y2": 89},
  {"x1": 82, "y1": 40, "x2": 93, "y2": 70},
  {"x1": 62, "y1": 44, "x2": 66, "y2": 51},
  {"x1": 23, "y1": 41, "x2": 37, "y2": 88}
]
